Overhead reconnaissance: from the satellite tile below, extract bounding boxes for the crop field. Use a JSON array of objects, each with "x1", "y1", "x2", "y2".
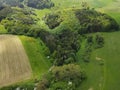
[{"x1": 0, "y1": 35, "x2": 32, "y2": 87}]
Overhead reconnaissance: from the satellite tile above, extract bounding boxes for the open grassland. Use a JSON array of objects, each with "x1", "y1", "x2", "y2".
[
  {"x1": 0, "y1": 35, "x2": 32, "y2": 87},
  {"x1": 77, "y1": 31, "x2": 120, "y2": 90},
  {"x1": 19, "y1": 36, "x2": 52, "y2": 79},
  {"x1": 94, "y1": 31, "x2": 120, "y2": 90}
]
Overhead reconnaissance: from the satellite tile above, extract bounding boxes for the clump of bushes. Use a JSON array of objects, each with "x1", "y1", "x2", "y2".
[
  {"x1": 44, "y1": 12, "x2": 62, "y2": 29},
  {"x1": 82, "y1": 34, "x2": 104, "y2": 62},
  {"x1": 37, "y1": 64, "x2": 86, "y2": 90},
  {"x1": 0, "y1": 6, "x2": 13, "y2": 21},
  {"x1": 75, "y1": 9, "x2": 119, "y2": 34},
  {"x1": 1, "y1": 8, "x2": 37, "y2": 35},
  {"x1": 27, "y1": 0, "x2": 54, "y2": 9},
  {"x1": 0, "y1": 0, "x2": 24, "y2": 8}
]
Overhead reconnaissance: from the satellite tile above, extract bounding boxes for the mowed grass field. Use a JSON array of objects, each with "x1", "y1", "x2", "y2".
[
  {"x1": 77, "y1": 31, "x2": 120, "y2": 90},
  {"x1": 95, "y1": 32, "x2": 120, "y2": 90},
  {"x1": 0, "y1": 35, "x2": 32, "y2": 87}
]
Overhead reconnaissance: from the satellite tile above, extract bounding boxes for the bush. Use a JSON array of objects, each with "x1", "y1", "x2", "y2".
[
  {"x1": 95, "y1": 34, "x2": 104, "y2": 48},
  {"x1": 44, "y1": 13, "x2": 62, "y2": 29},
  {"x1": 27, "y1": 0, "x2": 54, "y2": 9},
  {"x1": 75, "y1": 9, "x2": 119, "y2": 34},
  {"x1": 37, "y1": 64, "x2": 86, "y2": 90}
]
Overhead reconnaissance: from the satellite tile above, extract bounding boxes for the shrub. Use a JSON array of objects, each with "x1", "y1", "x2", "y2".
[
  {"x1": 44, "y1": 13, "x2": 62, "y2": 29},
  {"x1": 75, "y1": 9, "x2": 119, "y2": 34},
  {"x1": 37, "y1": 64, "x2": 86, "y2": 90}
]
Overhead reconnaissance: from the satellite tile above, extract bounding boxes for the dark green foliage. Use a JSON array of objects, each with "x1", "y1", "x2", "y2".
[
  {"x1": 95, "y1": 34, "x2": 104, "y2": 48},
  {"x1": 44, "y1": 12, "x2": 62, "y2": 29},
  {"x1": 75, "y1": 9, "x2": 119, "y2": 34},
  {"x1": 0, "y1": 6, "x2": 12, "y2": 21},
  {"x1": 34, "y1": 29, "x2": 80, "y2": 66},
  {"x1": 37, "y1": 64, "x2": 86, "y2": 90},
  {"x1": 53, "y1": 29, "x2": 80, "y2": 65},
  {"x1": 81, "y1": 34, "x2": 104, "y2": 62},
  {"x1": 27, "y1": 0, "x2": 54, "y2": 9},
  {"x1": 0, "y1": 0, "x2": 24, "y2": 7},
  {"x1": 2, "y1": 8, "x2": 36, "y2": 35}
]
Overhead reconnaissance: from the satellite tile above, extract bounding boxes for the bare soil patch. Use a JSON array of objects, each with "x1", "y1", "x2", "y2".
[{"x1": 0, "y1": 35, "x2": 32, "y2": 87}]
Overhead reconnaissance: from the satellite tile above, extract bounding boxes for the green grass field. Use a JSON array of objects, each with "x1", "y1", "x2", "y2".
[
  {"x1": 0, "y1": 0, "x2": 120, "y2": 89},
  {"x1": 19, "y1": 36, "x2": 52, "y2": 79},
  {"x1": 95, "y1": 32, "x2": 120, "y2": 90},
  {"x1": 77, "y1": 31, "x2": 120, "y2": 90}
]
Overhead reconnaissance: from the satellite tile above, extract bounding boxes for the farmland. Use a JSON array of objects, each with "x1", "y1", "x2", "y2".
[
  {"x1": 0, "y1": 35, "x2": 32, "y2": 87},
  {"x1": 0, "y1": 0, "x2": 120, "y2": 89}
]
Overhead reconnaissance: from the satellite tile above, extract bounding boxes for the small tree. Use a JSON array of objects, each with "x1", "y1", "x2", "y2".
[{"x1": 95, "y1": 34, "x2": 104, "y2": 48}]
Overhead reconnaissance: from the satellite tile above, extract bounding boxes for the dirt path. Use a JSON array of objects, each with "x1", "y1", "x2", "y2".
[{"x1": 0, "y1": 35, "x2": 32, "y2": 87}]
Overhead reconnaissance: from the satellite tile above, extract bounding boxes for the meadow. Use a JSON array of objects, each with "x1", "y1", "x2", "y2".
[{"x1": 0, "y1": 0, "x2": 120, "y2": 89}]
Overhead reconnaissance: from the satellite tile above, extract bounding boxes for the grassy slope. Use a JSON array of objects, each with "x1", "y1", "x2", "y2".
[
  {"x1": 95, "y1": 32, "x2": 120, "y2": 90},
  {"x1": 76, "y1": 37, "x2": 104, "y2": 90},
  {"x1": 77, "y1": 31, "x2": 120, "y2": 90},
  {"x1": 19, "y1": 36, "x2": 51, "y2": 79}
]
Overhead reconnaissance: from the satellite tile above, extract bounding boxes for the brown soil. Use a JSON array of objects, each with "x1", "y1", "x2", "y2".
[{"x1": 0, "y1": 35, "x2": 32, "y2": 87}]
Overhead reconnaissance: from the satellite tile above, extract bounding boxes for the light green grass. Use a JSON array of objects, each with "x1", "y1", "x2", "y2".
[
  {"x1": 0, "y1": 25, "x2": 7, "y2": 34},
  {"x1": 94, "y1": 31, "x2": 120, "y2": 90},
  {"x1": 76, "y1": 37, "x2": 104, "y2": 90},
  {"x1": 77, "y1": 31, "x2": 120, "y2": 90},
  {"x1": 106, "y1": 12, "x2": 120, "y2": 25},
  {"x1": 19, "y1": 36, "x2": 52, "y2": 79}
]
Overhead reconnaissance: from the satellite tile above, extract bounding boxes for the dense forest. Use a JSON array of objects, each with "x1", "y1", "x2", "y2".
[{"x1": 0, "y1": 0, "x2": 120, "y2": 90}]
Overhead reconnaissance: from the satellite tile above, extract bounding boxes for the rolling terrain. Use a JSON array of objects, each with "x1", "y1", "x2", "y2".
[{"x1": 0, "y1": 0, "x2": 120, "y2": 89}]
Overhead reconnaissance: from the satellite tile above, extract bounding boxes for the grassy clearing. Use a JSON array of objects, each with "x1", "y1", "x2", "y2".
[
  {"x1": 19, "y1": 36, "x2": 52, "y2": 79},
  {"x1": 94, "y1": 31, "x2": 120, "y2": 90},
  {"x1": 77, "y1": 31, "x2": 120, "y2": 90}
]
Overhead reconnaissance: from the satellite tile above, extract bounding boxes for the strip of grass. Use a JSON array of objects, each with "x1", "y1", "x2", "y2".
[{"x1": 19, "y1": 36, "x2": 52, "y2": 79}]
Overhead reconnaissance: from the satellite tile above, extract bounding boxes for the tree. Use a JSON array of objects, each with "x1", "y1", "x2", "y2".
[{"x1": 37, "y1": 64, "x2": 86, "y2": 90}]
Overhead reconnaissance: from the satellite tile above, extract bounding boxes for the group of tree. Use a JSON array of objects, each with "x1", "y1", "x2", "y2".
[
  {"x1": 27, "y1": 0, "x2": 54, "y2": 9},
  {"x1": 37, "y1": 64, "x2": 86, "y2": 90},
  {"x1": 0, "y1": 6, "x2": 13, "y2": 21},
  {"x1": 0, "y1": 4, "x2": 119, "y2": 90},
  {"x1": 44, "y1": 12, "x2": 62, "y2": 29},
  {"x1": 0, "y1": 0, "x2": 54, "y2": 9},
  {"x1": 75, "y1": 8, "x2": 119, "y2": 34},
  {"x1": 1, "y1": 8, "x2": 37, "y2": 35}
]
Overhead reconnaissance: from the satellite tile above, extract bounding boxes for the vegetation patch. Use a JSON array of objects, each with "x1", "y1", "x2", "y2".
[
  {"x1": 37, "y1": 64, "x2": 86, "y2": 90},
  {"x1": 75, "y1": 9, "x2": 119, "y2": 34}
]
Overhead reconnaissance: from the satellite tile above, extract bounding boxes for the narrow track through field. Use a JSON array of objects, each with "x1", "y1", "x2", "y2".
[{"x1": 0, "y1": 35, "x2": 32, "y2": 87}]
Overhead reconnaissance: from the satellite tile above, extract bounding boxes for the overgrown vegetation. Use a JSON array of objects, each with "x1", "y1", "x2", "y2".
[
  {"x1": 44, "y1": 12, "x2": 62, "y2": 29},
  {"x1": 37, "y1": 64, "x2": 86, "y2": 90},
  {"x1": 0, "y1": 0, "x2": 54, "y2": 9},
  {"x1": 27, "y1": 0, "x2": 54, "y2": 9},
  {"x1": 0, "y1": 0, "x2": 120, "y2": 90},
  {"x1": 75, "y1": 9, "x2": 119, "y2": 34}
]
